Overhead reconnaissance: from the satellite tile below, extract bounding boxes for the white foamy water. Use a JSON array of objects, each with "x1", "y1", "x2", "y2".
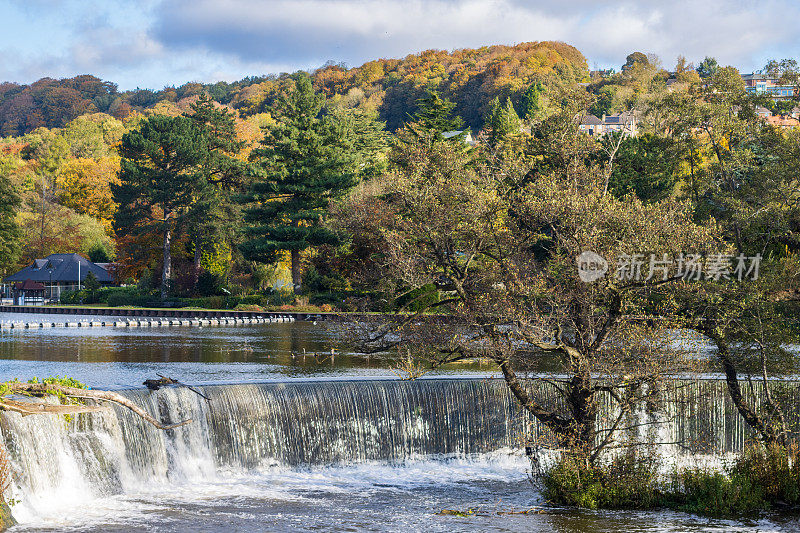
[
  {"x1": 10, "y1": 452, "x2": 797, "y2": 533},
  {"x1": 9, "y1": 451, "x2": 530, "y2": 531},
  {"x1": 4, "y1": 380, "x2": 800, "y2": 532}
]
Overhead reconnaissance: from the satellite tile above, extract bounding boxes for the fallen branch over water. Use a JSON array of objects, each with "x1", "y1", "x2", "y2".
[{"x1": 1, "y1": 382, "x2": 192, "y2": 430}]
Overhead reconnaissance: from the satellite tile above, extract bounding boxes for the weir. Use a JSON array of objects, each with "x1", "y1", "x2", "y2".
[{"x1": 1, "y1": 378, "x2": 799, "y2": 521}]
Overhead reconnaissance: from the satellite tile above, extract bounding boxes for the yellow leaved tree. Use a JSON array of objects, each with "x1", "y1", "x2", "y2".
[{"x1": 55, "y1": 156, "x2": 120, "y2": 231}]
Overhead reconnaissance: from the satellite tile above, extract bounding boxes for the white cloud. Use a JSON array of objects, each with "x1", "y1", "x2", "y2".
[
  {"x1": 153, "y1": 0, "x2": 800, "y2": 73},
  {"x1": 1, "y1": 0, "x2": 800, "y2": 88}
]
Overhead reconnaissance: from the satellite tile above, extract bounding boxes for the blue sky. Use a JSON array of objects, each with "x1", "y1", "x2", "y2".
[{"x1": 1, "y1": 0, "x2": 798, "y2": 90}]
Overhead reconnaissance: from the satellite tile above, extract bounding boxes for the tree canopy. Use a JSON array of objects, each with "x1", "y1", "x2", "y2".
[{"x1": 239, "y1": 72, "x2": 359, "y2": 292}]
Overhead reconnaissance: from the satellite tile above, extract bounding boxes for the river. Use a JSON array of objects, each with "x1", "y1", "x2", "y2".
[{"x1": 0, "y1": 314, "x2": 797, "y2": 532}]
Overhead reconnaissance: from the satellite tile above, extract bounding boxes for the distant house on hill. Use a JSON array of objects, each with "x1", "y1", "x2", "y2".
[
  {"x1": 750, "y1": 105, "x2": 800, "y2": 128},
  {"x1": 3, "y1": 253, "x2": 114, "y2": 304},
  {"x1": 754, "y1": 106, "x2": 772, "y2": 119},
  {"x1": 442, "y1": 130, "x2": 476, "y2": 146},
  {"x1": 578, "y1": 114, "x2": 603, "y2": 136},
  {"x1": 742, "y1": 73, "x2": 797, "y2": 99},
  {"x1": 579, "y1": 112, "x2": 638, "y2": 137}
]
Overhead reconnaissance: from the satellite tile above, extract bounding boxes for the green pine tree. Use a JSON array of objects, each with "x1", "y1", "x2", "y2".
[
  {"x1": 405, "y1": 89, "x2": 466, "y2": 143},
  {"x1": 113, "y1": 115, "x2": 207, "y2": 298},
  {"x1": 328, "y1": 107, "x2": 389, "y2": 180},
  {"x1": 185, "y1": 95, "x2": 246, "y2": 290},
  {"x1": 486, "y1": 97, "x2": 521, "y2": 146},
  {"x1": 84, "y1": 271, "x2": 100, "y2": 293},
  {"x1": 521, "y1": 81, "x2": 544, "y2": 120},
  {"x1": 0, "y1": 169, "x2": 21, "y2": 275},
  {"x1": 239, "y1": 72, "x2": 357, "y2": 293}
]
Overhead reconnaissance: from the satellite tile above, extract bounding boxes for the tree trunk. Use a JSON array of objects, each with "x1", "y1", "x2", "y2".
[
  {"x1": 566, "y1": 371, "x2": 597, "y2": 456},
  {"x1": 193, "y1": 238, "x2": 202, "y2": 291},
  {"x1": 707, "y1": 327, "x2": 780, "y2": 445},
  {"x1": 291, "y1": 249, "x2": 301, "y2": 294},
  {"x1": 161, "y1": 215, "x2": 172, "y2": 300},
  {"x1": 496, "y1": 355, "x2": 599, "y2": 460}
]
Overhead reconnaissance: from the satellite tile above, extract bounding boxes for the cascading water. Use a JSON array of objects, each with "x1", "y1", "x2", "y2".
[
  {"x1": 2, "y1": 377, "x2": 798, "y2": 526},
  {"x1": 1, "y1": 378, "x2": 527, "y2": 523}
]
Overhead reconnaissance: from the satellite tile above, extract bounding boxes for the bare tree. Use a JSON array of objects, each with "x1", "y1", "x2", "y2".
[{"x1": 333, "y1": 115, "x2": 721, "y2": 464}]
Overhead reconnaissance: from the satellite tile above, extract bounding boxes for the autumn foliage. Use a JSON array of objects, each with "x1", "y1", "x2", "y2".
[{"x1": 0, "y1": 42, "x2": 588, "y2": 138}]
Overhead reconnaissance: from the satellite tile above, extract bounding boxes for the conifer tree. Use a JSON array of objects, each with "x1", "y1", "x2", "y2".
[
  {"x1": 239, "y1": 72, "x2": 356, "y2": 293},
  {"x1": 0, "y1": 171, "x2": 21, "y2": 275},
  {"x1": 113, "y1": 115, "x2": 207, "y2": 298},
  {"x1": 486, "y1": 97, "x2": 521, "y2": 146},
  {"x1": 185, "y1": 95, "x2": 245, "y2": 289},
  {"x1": 405, "y1": 90, "x2": 465, "y2": 142},
  {"x1": 329, "y1": 107, "x2": 389, "y2": 180},
  {"x1": 521, "y1": 81, "x2": 544, "y2": 120}
]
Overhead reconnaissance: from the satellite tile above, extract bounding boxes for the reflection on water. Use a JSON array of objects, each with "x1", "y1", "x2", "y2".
[
  {"x1": 0, "y1": 318, "x2": 337, "y2": 363},
  {"x1": 0, "y1": 318, "x2": 499, "y2": 388}
]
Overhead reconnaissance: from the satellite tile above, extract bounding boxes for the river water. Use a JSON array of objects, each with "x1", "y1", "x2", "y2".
[{"x1": 0, "y1": 314, "x2": 797, "y2": 532}]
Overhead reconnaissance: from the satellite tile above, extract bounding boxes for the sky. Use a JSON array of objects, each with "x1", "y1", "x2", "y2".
[{"x1": 0, "y1": 0, "x2": 798, "y2": 91}]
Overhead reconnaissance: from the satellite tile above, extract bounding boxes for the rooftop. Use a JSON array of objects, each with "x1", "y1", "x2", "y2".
[{"x1": 4, "y1": 253, "x2": 113, "y2": 284}]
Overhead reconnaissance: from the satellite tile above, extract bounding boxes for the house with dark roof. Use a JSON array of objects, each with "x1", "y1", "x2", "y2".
[{"x1": 3, "y1": 253, "x2": 114, "y2": 303}]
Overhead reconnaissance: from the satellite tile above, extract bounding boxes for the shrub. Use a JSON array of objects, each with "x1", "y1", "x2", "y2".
[
  {"x1": 732, "y1": 443, "x2": 800, "y2": 506},
  {"x1": 667, "y1": 444, "x2": 800, "y2": 517},
  {"x1": 60, "y1": 290, "x2": 87, "y2": 305},
  {"x1": 234, "y1": 304, "x2": 264, "y2": 312},
  {"x1": 668, "y1": 468, "x2": 765, "y2": 517},
  {"x1": 540, "y1": 444, "x2": 800, "y2": 517},
  {"x1": 196, "y1": 271, "x2": 227, "y2": 296},
  {"x1": 302, "y1": 266, "x2": 347, "y2": 294},
  {"x1": 541, "y1": 451, "x2": 662, "y2": 510},
  {"x1": 238, "y1": 294, "x2": 271, "y2": 307},
  {"x1": 104, "y1": 288, "x2": 153, "y2": 307}
]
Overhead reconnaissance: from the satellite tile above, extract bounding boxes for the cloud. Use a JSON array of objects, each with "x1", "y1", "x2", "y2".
[
  {"x1": 71, "y1": 29, "x2": 164, "y2": 70},
  {"x1": 2, "y1": 0, "x2": 800, "y2": 89},
  {"x1": 152, "y1": 0, "x2": 800, "y2": 72},
  {"x1": 154, "y1": 0, "x2": 574, "y2": 65}
]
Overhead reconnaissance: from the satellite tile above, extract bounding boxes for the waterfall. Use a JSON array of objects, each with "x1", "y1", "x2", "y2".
[
  {"x1": 2, "y1": 377, "x2": 798, "y2": 523},
  {"x1": 0, "y1": 378, "x2": 524, "y2": 521}
]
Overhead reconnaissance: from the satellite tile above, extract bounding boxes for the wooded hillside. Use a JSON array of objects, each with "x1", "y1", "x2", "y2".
[{"x1": 0, "y1": 41, "x2": 588, "y2": 136}]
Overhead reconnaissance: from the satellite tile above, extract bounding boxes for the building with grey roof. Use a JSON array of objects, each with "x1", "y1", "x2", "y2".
[{"x1": 3, "y1": 253, "x2": 114, "y2": 303}]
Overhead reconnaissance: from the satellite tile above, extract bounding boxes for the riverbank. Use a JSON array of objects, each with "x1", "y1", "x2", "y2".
[
  {"x1": 0, "y1": 314, "x2": 295, "y2": 330},
  {"x1": 0, "y1": 304, "x2": 329, "y2": 321}
]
